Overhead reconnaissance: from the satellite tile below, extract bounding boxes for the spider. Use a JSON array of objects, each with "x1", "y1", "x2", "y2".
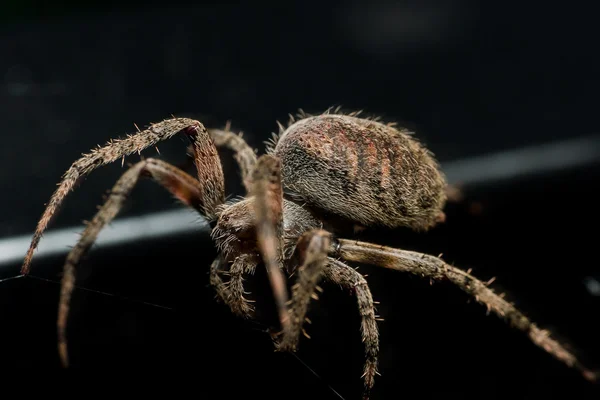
[{"x1": 21, "y1": 108, "x2": 596, "y2": 399}]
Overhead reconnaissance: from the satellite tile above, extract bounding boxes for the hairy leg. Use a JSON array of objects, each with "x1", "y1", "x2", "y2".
[
  {"x1": 57, "y1": 158, "x2": 211, "y2": 367},
  {"x1": 277, "y1": 229, "x2": 331, "y2": 352},
  {"x1": 22, "y1": 117, "x2": 224, "y2": 274},
  {"x1": 250, "y1": 154, "x2": 290, "y2": 334},
  {"x1": 324, "y1": 258, "x2": 380, "y2": 400},
  {"x1": 209, "y1": 124, "x2": 257, "y2": 193},
  {"x1": 275, "y1": 229, "x2": 380, "y2": 400},
  {"x1": 209, "y1": 257, "x2": 229, "y2": 306},
  {"x1": 333, "y1": 238, "x2": 599, "y2": 383},
  {"x1": 210, "y1": 253, "x2": 258, "y2": 318}
]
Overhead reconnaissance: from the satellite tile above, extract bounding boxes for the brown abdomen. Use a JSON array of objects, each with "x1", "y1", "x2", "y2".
[{"x1": 273, "y1": 114, "x2": 447, "y2": 231}]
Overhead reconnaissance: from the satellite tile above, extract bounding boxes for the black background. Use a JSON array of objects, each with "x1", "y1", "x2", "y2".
[{"x1": 1, "y1": 1, "x2": 599, "y2": 399}]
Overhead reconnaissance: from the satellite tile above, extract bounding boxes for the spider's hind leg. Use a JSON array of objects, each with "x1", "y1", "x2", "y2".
[
  {"x1": 323, "y1": 258, "x2": 380, "y2": 400},
  {"x1": 57, "y1": 158, "x2": 216, "y2": 368},
  {"x1": 334, "y1": 238, "x2": 600, "y2": 385}
]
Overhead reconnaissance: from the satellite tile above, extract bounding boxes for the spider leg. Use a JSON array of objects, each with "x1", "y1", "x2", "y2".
[
  {"x1": 275, "y1": 230, "x2": 380, "y2": 399},
  {"x1": 324, "y1": 258, "x2": 379, "y2": 400},
  {"x1": 182, "y1": 125, "x2": 256, "y2": 192},
  {"x1": 250, "y1": 154, "x2": 291, "y2": 334},
  {"x1": 22, "y1": 117, "x2": 224, "y2": 274},
  {"x1": 209, "y1": 257, "x2": 229, "y2": 304},
  {"x1": 277, "y1": 229, "x2": 331, "y2": 352},
  {"x1": 209, "y1": 126, "x2": 257, "y2": 193},
  {"x1": 57, "y1": 158, "x2": 211, "y2": 368},
  {"x1": 210, "y1": 254, "x2": 258, "y2": 318},
  {"x1": 332, "y1": 238, "x2": 599, "y2": 384}
]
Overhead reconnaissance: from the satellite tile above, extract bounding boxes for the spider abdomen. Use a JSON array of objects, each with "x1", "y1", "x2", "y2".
[{"x1": 274, "y1": 114, "x2": 447, "y2": 231}]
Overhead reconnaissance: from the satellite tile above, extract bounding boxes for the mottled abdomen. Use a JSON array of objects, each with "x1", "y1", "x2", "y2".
[{"x1": 273, "y1": 114, "x2": 447, "y2": 231}]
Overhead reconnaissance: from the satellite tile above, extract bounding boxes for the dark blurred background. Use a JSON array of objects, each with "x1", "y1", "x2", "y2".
[{"x1": 1, "y1": 1, "x2": 599, "y2": 399}]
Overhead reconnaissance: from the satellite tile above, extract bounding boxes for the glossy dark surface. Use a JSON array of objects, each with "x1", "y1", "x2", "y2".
[{"x1": 2, "y1": 2, "x2": 599, "y2": 399}]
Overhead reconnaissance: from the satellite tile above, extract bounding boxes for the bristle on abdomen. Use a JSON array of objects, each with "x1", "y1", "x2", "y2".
[{"x1": 273, "y1": 114, "x2": 447, "y2": 231}]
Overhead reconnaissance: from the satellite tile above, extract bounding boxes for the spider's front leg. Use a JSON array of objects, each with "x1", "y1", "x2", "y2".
[
  {"x1": 56, "y1": 158, "x2": 223, "y2": 367},
  {"x1": 249, "y1": 156, "x2": 333, "y2": 346},
  {"x1": 250, "y1": 155, "x2": 291, "y2": 334},
  {"x1": 210, "y1": 253, "x2": 258, "y2": 318},
  {"x1": 209, "y1": 125, "x2": 257, "y2": 193},
  {"x1": 22, "y1": 118, "x2": 224, "y2": 274}
]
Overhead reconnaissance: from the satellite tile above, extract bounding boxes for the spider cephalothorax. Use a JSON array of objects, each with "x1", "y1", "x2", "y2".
[{"x1": 21, "y1": 108, "x2": 597, "y2": 399}]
